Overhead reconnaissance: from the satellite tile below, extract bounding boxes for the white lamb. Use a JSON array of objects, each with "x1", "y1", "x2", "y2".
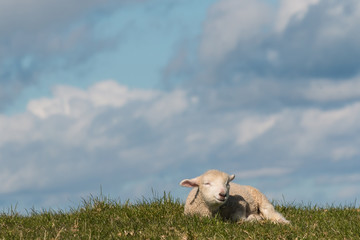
[{"x1": 179, "y1": 169, "x2": 290, "y2": 224}]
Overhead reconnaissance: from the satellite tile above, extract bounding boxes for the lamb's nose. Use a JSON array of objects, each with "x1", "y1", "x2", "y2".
[{"x1": 219, "y1": 192, "x2": 226, "y2": 198}]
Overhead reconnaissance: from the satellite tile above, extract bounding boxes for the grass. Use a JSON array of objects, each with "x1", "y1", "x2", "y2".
[{"x1": 0, "y1": 193, "x2": 359, "y2": 239}]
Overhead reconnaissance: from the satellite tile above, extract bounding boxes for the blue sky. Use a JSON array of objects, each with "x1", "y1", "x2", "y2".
[{"x1": 1, "y1": 0, "x2": 360, "y2": 212}]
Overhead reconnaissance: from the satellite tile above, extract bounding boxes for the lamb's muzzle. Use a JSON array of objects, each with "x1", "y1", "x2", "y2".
[{"x1": 218, "y1": 192, "x2": 227, "y2": 202}]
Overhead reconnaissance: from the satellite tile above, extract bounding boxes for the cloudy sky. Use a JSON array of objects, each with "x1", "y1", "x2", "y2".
[{"x1": 1, "y1": 0, "x2": 360, "y2": 212}]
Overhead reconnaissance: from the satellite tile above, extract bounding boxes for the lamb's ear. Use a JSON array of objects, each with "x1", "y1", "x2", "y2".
[
  {"x1": 229, "y1": 174, "x2": 235, "y2": 182},
  {"x1": 179, "y1": 177, "x2": 200, "y2": 188}
]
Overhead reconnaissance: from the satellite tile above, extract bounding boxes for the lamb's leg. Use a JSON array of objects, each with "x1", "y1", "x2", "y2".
[
  {"x1": 229, "y1": 210, "x2": 263, "y2": 222},
  {"x1": 245, "y1": 214, "x2": 263, "y2": 222},
  {"x1": 259, "y1": 201, "x2": 290, "y2": 224}
]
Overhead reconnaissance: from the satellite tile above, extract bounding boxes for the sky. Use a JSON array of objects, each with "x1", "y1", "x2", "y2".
[{"x1": 1, "y1": 0, "x2": 360, "y2": 212}]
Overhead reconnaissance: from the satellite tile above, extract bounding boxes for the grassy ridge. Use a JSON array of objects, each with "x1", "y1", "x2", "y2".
[{"x1": 0, "y1": 193, "x2": 359, "y2": 239}]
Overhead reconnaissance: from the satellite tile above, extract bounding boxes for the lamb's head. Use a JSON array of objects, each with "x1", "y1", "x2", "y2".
[{"x1": 180, "y1": 170, "x2": 235, "y2": 208}]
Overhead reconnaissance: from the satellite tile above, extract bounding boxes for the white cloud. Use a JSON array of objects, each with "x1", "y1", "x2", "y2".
[
  {"x1": 0, "y1": 0, "x2": 121, "y2": 56},
  {"x1": 331, "y1": 147, "x2": 359, "y2": 162},
  {"x1": 27, "y1": 80, "x2": 158, "y2": 119},
  {"x1": 275, "y1": 0, "x2": 320, "y2": 32},
  {"x1": 319, "y1": 2, "x2": 360, "y2": 41},
  {"x1": 0, "y1": 80, "x2": 193, "y2": 199},
  {"x1": 200, "y1": 0, "x2": 271, "y2": 63},
  {"x1": 278, "y1": 102, "x2": 360, "y2": 157},
  {"x1": 2, "y1": 79, "x2": 360, "y2": 209},
  {"x1": 300, "y1": 102, "x2": 360, "y2": 135},
  {"x1": 0, "y1": 0, "x2": 135, "y2": 35},
  {"x1": 304, "y1": 77, "x2": 360, "y2": 102},
  {"x1": 236, "y1": 167, "x2": 292, "y2": 180},
  {"x1": 236, "y1": 115, "x2": 278, "y2": 145},
  {"x1": 317, "y1": 174, "x2": 360, "y2": 185},
  {"x1": 89, "y1": 81, "x2": 158, "y2": 108},
  {"x1": 180, "y1": 0, "x2": 360, "y2": 90},
  {"x1": 0, "y1": 114, "x2": 35, "y2": 145},
  {"x1": 135, "y1": 89, "x2": 190, "y2": 126},
  {"x1": 0, "y1": 166, "x2": 41, "y2": 194}
]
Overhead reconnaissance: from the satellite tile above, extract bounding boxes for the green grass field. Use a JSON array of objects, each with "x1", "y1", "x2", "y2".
[{"x1": 0, "y1": 193, "x2": 359, "y2": 239}]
